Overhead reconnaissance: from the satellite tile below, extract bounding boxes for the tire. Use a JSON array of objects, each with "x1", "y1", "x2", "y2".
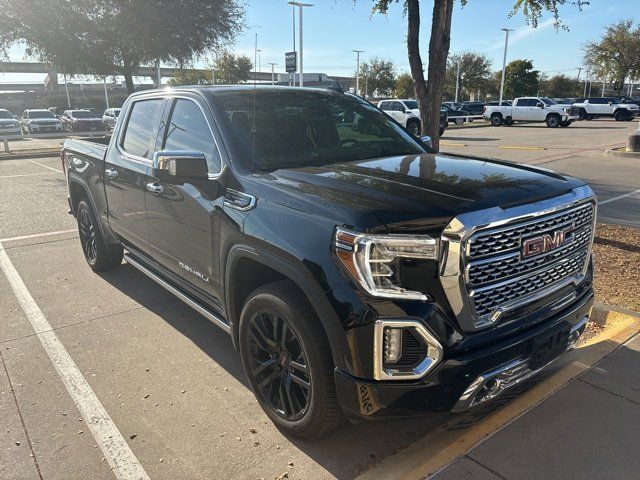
[
  {"x1": 239, "y1": 280, "x2": 343, "y2": 439},
  {"x1": 439, "y1": 127, "x2": 445, "y2": 137},
  {"x1": 585, "y1": 116, "x2": 593, "y2": 121},
  {"x1": 490, "y1": 114, "x2": 502, "y2": 127},
  {"x1": 577, "y1": 108, "x2": 587, "y2": 121},
  {"x1": 406, "y1": 120, "x2": 421, "y2": 136},
  {"x1": 76, "y1": 200, "x2": 123, "y2": 271},
  {"x1": 454, "y1": 117, "x2": 465, "y2": 126},
  {"x1": 546, "y1": 114, "x2": 560, "y2": 128},
  {"x1": 614, "y1": 109, "x2": 628, "y2": 121}
]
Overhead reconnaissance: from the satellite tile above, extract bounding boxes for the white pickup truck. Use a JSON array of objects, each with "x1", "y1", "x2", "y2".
[
  {"x1": 484, "y1": 97, "x2": 578, "y2": 128},
  {"x1": 572, "y1": 97, "x2": 638, "y2": 121}
]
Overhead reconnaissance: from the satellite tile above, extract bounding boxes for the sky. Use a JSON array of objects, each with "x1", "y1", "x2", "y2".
[{"x1": 1, "y1": 0, "x2": 636, "y2": 84}]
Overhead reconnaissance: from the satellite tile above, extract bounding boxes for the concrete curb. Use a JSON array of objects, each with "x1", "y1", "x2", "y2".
[
  {"x1": 356, "y1": 304, "x2": 640, "y2": 480},
  {"x1": 604, "y1": 147, "x2": 640, "y2": 159},
  {"x1": 0, "y1": 149, "x2": 60, "y2": 161}
]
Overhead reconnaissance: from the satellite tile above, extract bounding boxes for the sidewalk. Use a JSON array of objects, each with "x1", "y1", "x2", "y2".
[{"x1": 435, "y1": 333, "x2": 640, "y2": 480}]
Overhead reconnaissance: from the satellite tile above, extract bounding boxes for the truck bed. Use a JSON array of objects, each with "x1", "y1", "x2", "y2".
[{"x1": 63, "y1": 137, "x2": 109, "y2": 161}]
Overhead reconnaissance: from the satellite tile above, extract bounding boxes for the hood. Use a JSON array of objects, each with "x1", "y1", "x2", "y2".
[
  {"x1": 30, "y1": 119, "x2": 58, "y2": 123},
  {"x1": 254, "y1": 153, "x2": 582, "y2": 232}
]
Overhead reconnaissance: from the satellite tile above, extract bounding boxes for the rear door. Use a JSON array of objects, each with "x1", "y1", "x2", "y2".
[
  {"x1": 145, "y1": 95, "x2": 226, "y2": 311},
  {"x1": 105, "y1": 96, "x2": 166, "y2": 253}
]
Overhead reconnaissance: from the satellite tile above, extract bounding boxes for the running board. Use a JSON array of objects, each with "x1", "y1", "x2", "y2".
[{"x1": 124, "y1": 253, "x2": 231, "y2": 335}]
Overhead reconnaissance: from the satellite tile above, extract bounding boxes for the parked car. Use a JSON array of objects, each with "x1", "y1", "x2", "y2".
[
  {"x1": 0, "y1": 109, "x2": 22, "y2": 135},
  {"x1": 20, "y1": 109, "x2": 63, "y2": 134},
  {"x1": 441, "y1": 104, "x2": 472, "y2": 125},
  {"x1": 484, "y1": 97, "x2": 578, "y2": 127},
  {"x1": 61, "y1": 109, "x2": 107, "y2": 132},
  {"x1": 102, "y1": 108, "x2": 122, "y2": 130},
  {"x1": 461, "y1": 101, "x2": 486, "y2": 115},
  {"x1": 377, "y1": 98, "x2": 447, "y2": 136},
  {"x1": 62, "y1": 85, "x2": 596, "y2": 438},
  {"x1": 486, "y1": 100, "x2": 512, "y2": 107},
  {"x1": 572, "y1": 97, "x2": 638, "y2": 121}
]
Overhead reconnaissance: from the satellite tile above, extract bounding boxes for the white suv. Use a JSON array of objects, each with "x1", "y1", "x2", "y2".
[
  {"x1": 573, "y1": 97, "x2": 638, "y2": 121},
  {"x1": 377, "y1": 99, "x2": 446, "y2": 136}
]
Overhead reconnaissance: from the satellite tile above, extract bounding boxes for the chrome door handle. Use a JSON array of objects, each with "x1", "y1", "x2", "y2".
[
  {"x1": 105, "y1": 168, "x2": 118, "y2": 179},
  {"x1": 146, "y1": 182, "x2": 164, "y2": 195}
]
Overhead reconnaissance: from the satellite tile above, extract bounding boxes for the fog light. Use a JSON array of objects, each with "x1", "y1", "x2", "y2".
[{"x1": 383, "y1": 327, "x2": 402, "y2": 364}]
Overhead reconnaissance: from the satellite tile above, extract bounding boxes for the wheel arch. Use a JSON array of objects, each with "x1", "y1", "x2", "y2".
[
  {"x1": 225, "y1": 245, "x2": 351, "y2": 372},
  {"x1": 67, "y1": 175, "x2": 118, "y2": 245}
]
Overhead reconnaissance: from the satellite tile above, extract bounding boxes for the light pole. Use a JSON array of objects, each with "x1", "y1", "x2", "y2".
[
  {"x1": 584, "y1": 70, "x2": 589, "y2": 97},
  {"x1": 353, "y1": 49, "x2": 364, "y2": 96},
  {"x1": 268, "y1": 63, "x2": 277, "y2": 85},
  {"x1": 64, "y1": 74, "x2": 71, "y2": 108},
  {"x1": 454, "y1": 61, "x2": 460, "y2": 102},
  {"x1": 288, "y1": 2, "x2": 313, "y2": 87},
  {"x1": 498, "y1": 28, "x2": 513, "y2": 104},
  {"x1": 103, "y1": 77, "x2": 109, "y2": 109},
  {"x1": 257, "y1": 49, "x2": 262, "y2": 72}
]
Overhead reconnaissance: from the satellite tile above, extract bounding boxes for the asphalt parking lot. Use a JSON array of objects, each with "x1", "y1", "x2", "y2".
[{"x1": 1, "y1": 118, "x2": 639, "y2": 479}]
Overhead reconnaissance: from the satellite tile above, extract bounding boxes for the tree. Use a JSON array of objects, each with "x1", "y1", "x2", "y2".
[
  {"x1": 584, "y1": 20, "x2": 640, "y2": 93},
  {"x1": 372, "y1": 0, "x2": 586, "y2": 151},
  {"x1": 500, "y1": 59, "x2": 540, "y2": 98},
  {"x1": 213, "y1": 52, "x2": 252, "y2": 84},
  {"x1": 540, "y1": 74, "x2": 579, "y2": 97},
  {"x1": 445, "y1": 51, "x2": 493, "y2": 101},
  {"x1": 358, "y1": 57, "x2": 396, "y2": 97},
  {"x1": 168, "y1": 69, "x2": 212, "y2": 86},
  {"x1": 0, "y1": 0, "x2": 243, "y2": 93},
  {"x1": 395, "y1": 73, "x2": 415, "y2": 98}
]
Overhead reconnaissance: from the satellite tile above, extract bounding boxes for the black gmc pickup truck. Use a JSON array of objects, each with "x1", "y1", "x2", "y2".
[{"x1": 62, "y1": 86, "x2": 596, "y2": 439}]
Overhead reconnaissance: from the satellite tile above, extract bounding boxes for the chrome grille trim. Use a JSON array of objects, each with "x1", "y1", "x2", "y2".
[{"x1": 439, "y1": 185, "x2": 597, "y2": 332}]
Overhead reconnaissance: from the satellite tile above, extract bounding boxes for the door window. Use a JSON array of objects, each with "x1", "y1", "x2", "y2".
[
  {"x1": 163, "y1": 99, "x2": 221, "y2": 173},
  {"x1": 121, "y1": 99, "x2": 164, "y2": 159},
  {"x1": 379, "y1": 102, "x2": 392, "y2": 111}
]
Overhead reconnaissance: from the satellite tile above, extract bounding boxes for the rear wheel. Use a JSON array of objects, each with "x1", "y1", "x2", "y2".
[
  {"x1": 76, "y1": 200, "x2": 123, "y2": 271},
  {"x1": 577, "y1": 108, "x2": 587, "y2": 121},
  {"x1": 546, "y1": 114, "x2": 560, "y2": 128},
  {"x1": 490, "y1": 114, "x2": 502, "y2": 127},
  {"x1": 504, "y1": 117, "x2": 514, "y2": 126},
  {"x1": 239, "y1": 281, "x2": 343, "y2": 439},
  {"x1": 454, "y1": 117, "x2": 465, "y2": 126}
]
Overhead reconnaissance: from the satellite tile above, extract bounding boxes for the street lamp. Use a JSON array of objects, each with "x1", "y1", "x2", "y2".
[
  {"x1": 454, "y1": 61, "x2": 460, "y2": 103},
  {"x1": 268, "y1": 63, "x2": 277, "y2": 85},
  {"x1": 288, "y1": 2, "x2": 313, "y2": 87},
  {"x1": 353, "y1": 50, "x2": 364, "y2": 96},
  {"x1": 498, "y1": 28, "x2": 513, "y2": 104},
  {"x1": 257, "y1": 49, "x2": 262, "y2": 73}
]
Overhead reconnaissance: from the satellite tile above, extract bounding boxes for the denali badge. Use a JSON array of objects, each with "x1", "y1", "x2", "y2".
[
  {"x1": 521, "y1": 224, "x2": 575, "y2": 258},
  {"x1": 178, "y1": 261, "x2": 210, "y2": 283}
]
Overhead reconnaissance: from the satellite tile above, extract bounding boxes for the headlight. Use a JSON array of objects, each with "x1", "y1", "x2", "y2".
[{"x1": 334, "y1": 228, "x2": 437, "y2": 300}]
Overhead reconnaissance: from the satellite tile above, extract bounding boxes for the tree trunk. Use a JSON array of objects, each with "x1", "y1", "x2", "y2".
[
  {"x1": 123, "y1": 66, "x2": 135, "y2": 94},
  {"x1": 425, "y1": 0, "x2": 454, "y2": 152},
  {"x1": 406, "y1": 0, "x2": 429, "y2": 139}
]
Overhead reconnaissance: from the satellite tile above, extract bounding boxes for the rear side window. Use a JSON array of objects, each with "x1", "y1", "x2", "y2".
[
  {"x1": 379, "y1": 102, "x2": 391, "y2": 111},
  {"x1": 163, "y1": 99, "x2": 221, "y2": 173},
  {"x1": 121, "y1": 99, "x2": 164, "y2": 159}
]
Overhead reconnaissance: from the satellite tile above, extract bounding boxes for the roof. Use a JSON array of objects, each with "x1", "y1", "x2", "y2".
[{"x1": 129, "y1": 84, "x2": 342, "y2": 100}]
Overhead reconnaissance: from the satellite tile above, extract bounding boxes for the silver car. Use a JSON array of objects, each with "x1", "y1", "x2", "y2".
[
  {"x1": 102, "y1": 108, "x2": 121, "y2": 131},
  {"x1": 0, "y1": 109, "x2": 21, "y2": 135},
  {"x1": 21, "y1": 109, "x2": 63, "y2": 134}
]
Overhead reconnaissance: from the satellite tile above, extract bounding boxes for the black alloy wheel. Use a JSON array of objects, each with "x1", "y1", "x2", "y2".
[
  {"x1": 246, "y1": 309, "x2": 311, "y2": 422},
  {"x1": 78, "y1": 206, "x2": 98, "y2": 264}
]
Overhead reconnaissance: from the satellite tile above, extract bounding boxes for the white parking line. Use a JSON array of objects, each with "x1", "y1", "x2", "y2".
[
  {"x1": 599, "y1": 188, "x2": 640, "y2": 205},
  {"x1": 0, "y1": 240, "x2": 150, "y2": 480},
  {"x1": 0, "y1": 172, "x2": 58, "y2": 179},
  {"x1": 0, "y1": 229, "x2": 77, "y2": 243},
  {"x1": 29, "y1": 159, "x2": 63, "y2": 173}
]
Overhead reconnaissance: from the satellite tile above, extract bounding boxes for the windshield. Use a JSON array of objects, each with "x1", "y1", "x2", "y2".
[
  {"x1": 540, "y1": 97, "x2": 557, "y2": 106},
  {"x1": 71, "y1": 111, "x2": 99, "y2": 119},
  {"x1": 403, "y1": 100, "x2": 418, "y2": 110},
  {"x1": 215, "y1": 90, "x2": 426, "y2": 171},
  {"x1": 29, "y1": 111, "x2": 55, "y2": 119},
  {"x1": 0, "y1": 111, "x2": 12, "y2": 119}
]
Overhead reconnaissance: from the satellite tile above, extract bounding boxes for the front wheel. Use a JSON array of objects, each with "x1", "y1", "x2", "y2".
[
  {"x1": 239, "y1": 281, "x2": 343, "y2": 439},
  {"x1": 76, "y1": 200, "x2": 123, "y2": 271},
  {"x1": 546, "y1": 114, "x2": 560, "y2": 128},
  {"x1": 406, "y1": 121, "x2": 421, "y2": 136},
  {"x1": 614, "y1": 110, "x2": 629, "y2": 121},
  {"x1": 577, "y1": 109, "x2": 587, "y2": 121}
]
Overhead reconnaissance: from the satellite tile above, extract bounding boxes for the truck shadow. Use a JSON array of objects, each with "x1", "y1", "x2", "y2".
[{"x1": 98, "y1": 264, "x2": 619, "y2": 480}]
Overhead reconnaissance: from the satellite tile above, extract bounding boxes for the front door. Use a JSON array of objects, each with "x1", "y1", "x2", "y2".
[
  {"x1": 145, "y1": 96, "x2": 225, "y2": 312},
  {"x1": 104, "y1": 97, "x2": 165, "y2": 252}
]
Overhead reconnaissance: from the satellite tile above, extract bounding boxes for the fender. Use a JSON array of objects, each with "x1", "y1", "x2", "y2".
[
  {"x1": 225, "y1": 243, "x2": 352, "y2": 373},
  {"x1": 67, "y1": 174, "x2": 119, "y2": 245}
]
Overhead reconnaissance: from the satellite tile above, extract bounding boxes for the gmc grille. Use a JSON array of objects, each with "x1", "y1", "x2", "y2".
[{"x1": 465, "y1": 202, "x2": 595, "y2": 326}]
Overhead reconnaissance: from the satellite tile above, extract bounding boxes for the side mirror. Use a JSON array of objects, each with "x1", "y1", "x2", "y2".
[
  {"x1": 398, "y1": 106, "x2": 406, "y2": 113},
  {"x1": 13, "y1": 115, "x2": 17, "y2": 119},
  {"x1": 537, "y1": 102, "x2": 544, "y2": 108},
  {"x1": 152, "y1": 150, "x2": 209, "y2": 185},
  {"x1": 608, "y1": 101, "x2": 613, "y2": 106}
]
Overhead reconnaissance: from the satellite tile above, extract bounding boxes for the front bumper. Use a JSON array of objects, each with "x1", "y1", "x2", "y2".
[{"x1": 335, "y1": 289, "x2": 593, "y2": 420}]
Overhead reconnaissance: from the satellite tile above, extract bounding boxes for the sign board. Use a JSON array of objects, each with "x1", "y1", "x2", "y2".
[{"x1": 285, "y1": 51, "x2": 297, "y2": 73}]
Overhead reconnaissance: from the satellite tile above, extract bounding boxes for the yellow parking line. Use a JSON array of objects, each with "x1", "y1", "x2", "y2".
[
  {"x1": 440, "y1": 141, "x2": 467, "y2": 147},
  {"x1": 499, "y1": 145, "x2": 547, "y2": 151},
  {"x1": 356, "y1": 311, "x2": 640, "y2": 480}
]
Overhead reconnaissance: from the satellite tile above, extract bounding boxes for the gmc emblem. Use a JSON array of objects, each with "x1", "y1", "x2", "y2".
[{"x1": 522, "y1": 224, "x2": 575, "y2": 258}]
